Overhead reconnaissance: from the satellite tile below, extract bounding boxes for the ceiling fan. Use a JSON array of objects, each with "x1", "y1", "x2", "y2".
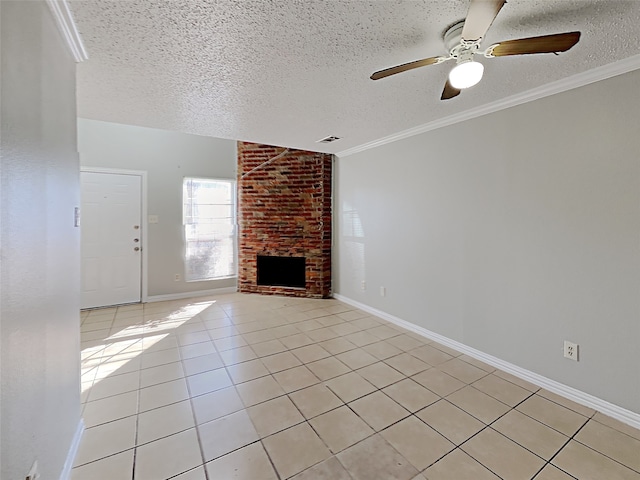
[{"x1": 370, "y1": 0, "x2": 581, "y2": 100}]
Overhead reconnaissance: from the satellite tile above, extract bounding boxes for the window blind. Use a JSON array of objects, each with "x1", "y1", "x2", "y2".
[{"x1": 183, "y1": 177, "x2": 236, "y2": 281}]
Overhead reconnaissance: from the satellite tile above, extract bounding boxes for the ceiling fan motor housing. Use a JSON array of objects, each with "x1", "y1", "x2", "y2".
[
  {"x1": 444, "y1": 21, "x2": 482, "y2": 62},
  {"x1": 444, "y1": 21, "x2": 466, "y2": 53},
  {"x1": 457, "y1": 48, "x2": 476, "y2": 64}
]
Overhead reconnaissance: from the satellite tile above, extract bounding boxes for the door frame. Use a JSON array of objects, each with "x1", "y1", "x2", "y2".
[{"x1": 80, "y1": 166, "x2": 149, "y2": 304}]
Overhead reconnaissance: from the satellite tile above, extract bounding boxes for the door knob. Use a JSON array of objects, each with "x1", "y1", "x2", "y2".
[{"x1": 134, "y1": 247, "x2": 140, "y2": 251}]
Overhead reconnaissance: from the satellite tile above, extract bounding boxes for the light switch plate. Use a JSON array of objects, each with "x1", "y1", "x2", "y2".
[{"x1": 148, "y1": 215, "x2": 159, "y2": 224}]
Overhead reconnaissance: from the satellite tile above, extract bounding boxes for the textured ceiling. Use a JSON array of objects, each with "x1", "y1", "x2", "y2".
[{"x1": 70, "y1": 0, "x2": 640, "y2": 154}]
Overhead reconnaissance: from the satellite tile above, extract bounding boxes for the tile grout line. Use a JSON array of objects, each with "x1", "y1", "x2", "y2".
[
  {"x1": 275, "y1": 357, "x2": 445, "y2": 476},
  {"x1": 440, "y1": 383, "x2": 605, "y2": 479},
  {"x1": 180, "y1": 308, "x2": 239, "y2": 480},
  {"x1": 74, "y1": 306, "x2": 351, "y2": 471},
  {"x1": 535, "y1": 416, "x2": 591, "y2": 480},
  {"x1": 199, "y1": 307, "x2": 406, "y2": 476},
  {"x1": 552, "y1": 414, "x2": 640, "y2": 476},
  {"x1": 131, "y1": 329, "x2": 143, "y2": 480},
  {"x1": 410, "y1": 382, "x2": 542, "y2": 478},
  {"x1": 86, "y1": 319, "x2": 535, "y2": 444},
  {"x1": 258, "y1": 437, "x2": 283, "y2": 480},
  {"x1": 253, "y1": 366, "x2": 314, "y2": 480},
  {"x1": 77, "y1": 295, "x2": 640, "y2": 479}
]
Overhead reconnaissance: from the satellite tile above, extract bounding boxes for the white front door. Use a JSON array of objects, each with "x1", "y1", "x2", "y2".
[{"x1": 81, "y1": 171, "x2": 142, "y2": 309}]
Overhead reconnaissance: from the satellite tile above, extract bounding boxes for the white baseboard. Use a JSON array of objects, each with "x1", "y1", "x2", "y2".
[
  {"x1": 146, "y1": 287, "x2": 238, "y2": 303},
  {"x1": 333, "y1": 294, "x2": 640, "y2": 430},
  {"x1": 60, "y1": 418, "x2": 84, "y2": 480}
]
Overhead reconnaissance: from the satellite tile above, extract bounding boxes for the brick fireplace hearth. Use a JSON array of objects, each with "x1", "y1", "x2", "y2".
[{"x1": 237, "y1": 142, "x2": 332, "y2": 298}]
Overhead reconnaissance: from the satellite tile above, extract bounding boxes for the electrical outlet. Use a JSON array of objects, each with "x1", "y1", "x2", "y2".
[
  {"x1": 26, "y1": 460, "x2": 40, "y2": 480},
  {"x1": 563, "y1": 340, "x2": 579, "y2": 361},
  {"x1": 361, "y1": 280, "x2": 366, "y2": 291},
  {"x1": 174, "y1": 274, "x2": 181, "y2": 282},
  {"x1": 380, "y1": 286, "x2": 386, "y2": 297}
]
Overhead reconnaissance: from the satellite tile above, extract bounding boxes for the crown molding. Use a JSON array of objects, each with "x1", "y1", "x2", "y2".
[
  {"x1": 337, "y1": 54, "x2": 640, "y2": 158},
  {"x1": 45, "y1": 0, "x2": 88, "y2": 63}
]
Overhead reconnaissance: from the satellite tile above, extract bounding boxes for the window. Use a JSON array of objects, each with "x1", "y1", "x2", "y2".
[{"x1": 183, "y1": 177, "x2": 236, "y2": 281}]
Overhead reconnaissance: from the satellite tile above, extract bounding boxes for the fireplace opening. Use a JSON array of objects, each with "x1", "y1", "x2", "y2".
[{"x1": 257, "y1": 256, "x2": 306, "y2": 289}]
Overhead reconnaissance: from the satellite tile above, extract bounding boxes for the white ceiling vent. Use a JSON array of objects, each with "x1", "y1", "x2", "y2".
[{"x1": 317, "y1": 135, "x2": 341, "y2": 144}]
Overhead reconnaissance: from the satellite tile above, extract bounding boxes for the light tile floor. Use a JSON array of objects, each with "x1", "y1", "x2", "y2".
[{"x1": 74, "y1": 293, "x2": 640, "y2": 480}]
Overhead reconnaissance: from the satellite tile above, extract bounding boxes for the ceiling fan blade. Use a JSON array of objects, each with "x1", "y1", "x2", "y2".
[
  {"x1": 441, "y1": 80, "x2": 461, "y2": 100},
  {"x1": 370, "y1": 56, "x2": 443, "y2": 80},
  {"x1": 488, "y1": 31, "x2": 581, "y2": 56},
  {"x1": 461, "y1": 0, "x2": 506, "y2": 42}
]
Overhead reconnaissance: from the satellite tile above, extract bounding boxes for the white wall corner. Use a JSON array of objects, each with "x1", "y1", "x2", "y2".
[
  {"x1": 59, "y1": 418, "x2": 84, "y2": 480},
  {"x1": 333, "y1": 294, "x2": 640, "y2": 430},
  {"x1": 336, "y1": 54, "x2": 640, "y2": 158},
  {"x1": 45, "y1": 0, "x2": 88, "y2": 63}
]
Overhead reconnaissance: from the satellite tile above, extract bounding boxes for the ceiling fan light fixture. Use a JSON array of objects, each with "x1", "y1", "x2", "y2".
[{"x1": 448, "y1": 59, "x2": 484, "y2": 89}]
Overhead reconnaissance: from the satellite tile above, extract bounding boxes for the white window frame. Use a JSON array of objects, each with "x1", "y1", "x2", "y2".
[{"x1": 182, "y1": 176, "x2": 237, "y2": 282}]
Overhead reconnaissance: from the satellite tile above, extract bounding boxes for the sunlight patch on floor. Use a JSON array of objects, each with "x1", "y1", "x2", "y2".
[{"x1": 81, "y1": 301, "x2": 215, "y2": 392}]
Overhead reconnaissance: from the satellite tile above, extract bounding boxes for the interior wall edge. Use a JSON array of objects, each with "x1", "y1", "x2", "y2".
[{"x1": 58, "y1": 419, "x2": 85, "y2": 480}]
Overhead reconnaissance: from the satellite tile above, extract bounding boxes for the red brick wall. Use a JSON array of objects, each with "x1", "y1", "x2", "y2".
[{"x1": 237, "y1": 142, "x2": 332, "y2": 298}]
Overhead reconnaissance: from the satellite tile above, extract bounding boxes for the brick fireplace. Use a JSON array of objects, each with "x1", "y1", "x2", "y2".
[{"x1": 237, "y1": 142, "x2": 332, "y2": 298}]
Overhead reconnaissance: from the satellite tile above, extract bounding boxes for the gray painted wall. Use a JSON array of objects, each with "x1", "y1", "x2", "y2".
[
  {"x1": 78, "y1": 119, "x2": 237, "y2": 297},
  {"x1": 1, "y1": 2, "x2": 82, "y2": 479},
  {"x1": 335, "y1": 69, "x2": 640, "y2": 414}
]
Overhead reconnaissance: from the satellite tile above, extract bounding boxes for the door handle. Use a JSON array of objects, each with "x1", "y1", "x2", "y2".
[{"x1": 134, "y1": 247, "x2": 140, "y2": 252}]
